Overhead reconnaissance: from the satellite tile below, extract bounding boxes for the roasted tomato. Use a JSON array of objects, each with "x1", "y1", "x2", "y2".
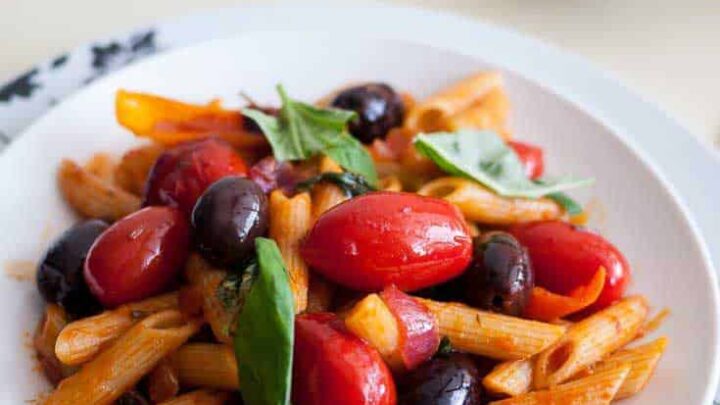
[
  {"x1": 380, "y1": 285, "x2": 440, "y2": 370},
  {"x1": 143, "y1": 137, "x2": 248, "y2": 213},
  {"x1": 301, "y1": 192, "x2": 472, "y2": 291},
  {"x1": 509, "y1": 220, "x2": 630, "y2": 311},
  {"x1": 84, "y1": 207, "x2": 190, "y2": 307},
  {"x1": 293, "y1": 313, "x2": 396, "y2": 405},
  {"x1": 508, "y1": 141, "x2": 544, "y2": 179}
]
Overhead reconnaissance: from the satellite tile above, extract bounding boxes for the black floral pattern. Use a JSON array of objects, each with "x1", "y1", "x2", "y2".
[
  {"x1": 85, "y1": 29, "x2": 158, "y2": 84},
  {"x1": 0, "y1": 68, "x2": 40, "y2": 103}
]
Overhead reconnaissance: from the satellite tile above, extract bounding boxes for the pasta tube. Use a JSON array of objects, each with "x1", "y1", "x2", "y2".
[
  {"x1": 58, "y1": 159, "x2": 140, "y2": 222},
  {"x1": 170, "y1": 343, "x2": 239, "y2": 390},
  {"x1": 185, "y1": 254, "x2": 234, "y2": 344},
  {"x1": 269, "y1": 190, "x2": 312, "y2": 313},
  {"x1": 83, "y1": 153, "x2": 116, "y2": 183},
  {"x1": 405, "y1": 72, "x2": 502, "y2": 132},
  {"x1": 417, "y1": 177, "x2": 562, "y2": 224},
  {"x1": 34, "y1": 305, "x2": 77, "y2": 384},
  {"x1": 114, "y1": 143, "x2": 165, "y2": 195},
  {"x1": 445, "y1": 87, "x2": 511, "y2": 138},
  {"x1": 343, "y1": 294, "x2": 403, "y2": 370},
  {"x1": 418, "y1": 298, "x2": 565, "y2": 360},
  {"x1": 490, "y1": 363, "x2": 631, "y2": 405},
  {"x1": 158, "y1": 390, "x2": 230, "y2": 405},
  {"x1": 147, "y1": 359, "x2": 180, "y2": 403},
  {"x1": 55, "y1": 292, "x2": 178, "y2": 365},
  {"x1": 534, "y1": 296, "x2": 649, "y2": 388},
  {"x1": 482, "y1": 358, "x2": 534, "y2": 397},
  {"x1": 580, "y1": 336, "x2": 668, "y2": 399},
  {"x1": 45, "y1": 310, "x2": 201, "y2": 405},
  {"x1": 311, "y1": 156, "x2": 348, "y2": 219}
]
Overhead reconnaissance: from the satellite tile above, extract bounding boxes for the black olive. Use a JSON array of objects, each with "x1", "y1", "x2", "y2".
[
  {"x1": 331, "y1": 83, "x2": 404, "y2": 144},
  {"x1": 464, "y1": 232, "x2": 534, "y2": 316},
  {"x1": 36, "y1": 220, "x2": 107, "y2": 317},
  {"x1": 192, "y1": 176, "x2": 269, "y2": 267},
  {"x1": 398, "y1": 353, "x2": 483, "y2": 405}
]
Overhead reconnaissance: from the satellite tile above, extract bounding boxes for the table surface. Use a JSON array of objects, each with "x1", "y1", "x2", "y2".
[{"x1": 1, "y1": 0, "x2": 719, "y2": 148}]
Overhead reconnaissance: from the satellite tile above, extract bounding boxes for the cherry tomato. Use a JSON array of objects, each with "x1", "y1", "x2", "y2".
[
  {"x1": 293, "y1": 313, "x2": 396, "y2": 405},
  {"x1": 509, "y1": 220, "x2": 630, "y2": 311},
  {"x1": 143, "y1": 137, "x2": 248, "y2": 213},
  {"x1": 301, "y1": 192, "x2": 472, "y2": 291},
  {"x1": 380, "y1": 285, "x2": 439, "y2": 370},
  {"x1": 84, "y1": 207, "x2": 190, "y2": 307},
  {"x1": 508, "y1": 141, "x2": 544, "y2": 179}
]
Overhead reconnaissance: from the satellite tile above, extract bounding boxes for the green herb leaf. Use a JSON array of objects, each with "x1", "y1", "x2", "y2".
[
  {"x1": 436, "y1": 336, "x2": 454, "y2": 357},
  {"x1": 243, "y1": 85, "x2": 378, "y2": 185},
  {"x1": 546, "y1": 192, "x2": 583, "y2": 216},
  {"x1": 413, "y1": 130, "x2": 593, "y2": 199},
  {"x1": 216, "y1": 260, "x2": 258, "y2": 311},
  {"x1": 296, "y1": 171, "x2": 377, "y2": 197},
  {"x1": 234, "y1": 238, "x2": 295, "y2": 405}
]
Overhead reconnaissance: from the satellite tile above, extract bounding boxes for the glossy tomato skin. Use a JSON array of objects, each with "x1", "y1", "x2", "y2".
[
  {"x1": 508, "y1": 141, "x2": 544, "y2": 180},
  {"x1": 143, "y1": 138, "x2": 248, "y2": 213},
  {"x1": 293, "y1": 313, "x2": 396, "y2": 405},
  {"x1": 84, "y1": 207, "x2": 190, "y2": 307},
  {"x1": 509, "y1": 220, "x2": 630, "y2": 311},
  {"x1": 301, "y1": 192, "x2": 473, "y2": 291}
]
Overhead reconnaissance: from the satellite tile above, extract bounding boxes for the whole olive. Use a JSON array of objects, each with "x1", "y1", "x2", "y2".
[
  {"x1": 192, "y1": 176, "x2": 269, "y2": 267},
  {"x1": 398, "y1": 353, "x2": 483, "y2": 405},
  {"x1": 464, "y1": 232, "x2": 534, "y2": 316},
  {"x1": 331, "y1": 83, "x2": 404, "y2": 144},
  {"x1": 36, "y1": 220, "x2": 107, "y2": 317}
]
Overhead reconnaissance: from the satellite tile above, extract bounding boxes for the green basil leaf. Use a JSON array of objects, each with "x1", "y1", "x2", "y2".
[
  {"x1": 296, "y1": 171, "x2": 377, "y2": 197},
  {"x1": 436, "y1": 336, "x2": 454, "y2": 357},
  {"x1": 546, "y1": 192, "x2": 584, "y2": 216},
  {"x1": 243, "y1": 85, "x2": 378, "y2": 185},
  {"x1": 413, "y1": 130, "x2": 593, "y2": 199},
  {"x1": 234, "y1": 238, "x2": 294, "y2": 405}
]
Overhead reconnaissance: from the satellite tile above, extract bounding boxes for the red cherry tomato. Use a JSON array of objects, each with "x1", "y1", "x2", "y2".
[
  {"x1": 301, "y1": 192, "x2": 472, "y2": 291},
  {"x1": 509, "y1": 220, "x2": 630, "y2": 311},
  {"x1": 84, "y1": 207, "x2": 190, "y2": 307},
  {"x1": 293, "y1": 313, "x2": 396, "y2": 405},
  {"x1": 143, "y1": 137, "x2": 248, "y2": 213},
  {"x1": 380, "y1": 285, "x2": 439, "y2": 370},
  {"x1": 508, "y1": 141, "x2": 544, "y2": 179}
]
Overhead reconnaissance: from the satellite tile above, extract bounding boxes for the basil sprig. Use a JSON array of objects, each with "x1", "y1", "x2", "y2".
[
  {"x1": 233, "y1": 238, "x2": 295, "y2": 405},
  {"x1": 296, "y1": 171, "x2": 377, "y2": 197},
  {"x1": 243, "y1": 85, "x2": 378, "y2": 186},
  {"x1": 414, "y1": 130, "x2": 591, "y2": 212}
]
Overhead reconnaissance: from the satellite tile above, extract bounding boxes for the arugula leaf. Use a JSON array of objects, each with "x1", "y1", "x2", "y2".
[
  {"x1": 414, "y1": 130, "x2": 593, "y2": 199},
  {"x1": 234, "y1": 238, "x2": 294, "y2": 405},
  {"x1": 296, "y1": 171, "x2": 377, "y2": 197},
  {"x1": 243, "y1": 85, "x2": 378, "y2": 185}
]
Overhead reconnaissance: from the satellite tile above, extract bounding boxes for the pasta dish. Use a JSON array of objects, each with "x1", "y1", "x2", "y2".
[{"x1": 33, "y1": 72, "x2": 667, "y2": 404}]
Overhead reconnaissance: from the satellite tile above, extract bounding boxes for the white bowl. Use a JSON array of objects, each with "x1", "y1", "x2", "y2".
[{"x1": 0, "y1": 32, "x2": 717, "y2": 404}]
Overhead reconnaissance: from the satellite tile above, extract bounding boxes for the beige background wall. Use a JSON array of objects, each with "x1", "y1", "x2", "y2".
[{"x1": 1, "y1": 0, "x2": 718, "y2": 146}]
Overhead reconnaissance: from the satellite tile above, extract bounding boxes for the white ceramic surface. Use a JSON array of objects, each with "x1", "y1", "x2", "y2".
[{"x1": 0, "y1": 33, "x2": 717, "y2": 403}]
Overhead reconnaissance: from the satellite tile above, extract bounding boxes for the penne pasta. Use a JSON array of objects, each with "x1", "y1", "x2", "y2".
[
  {"x1": 185, "y1": 254, "x2": 235, "y2": 344},
  {"x1": 405, "y1": 72, "x2": 502, "y2": 132},
  {"x1": 578, "y1": 336, "x2": 668, "y2": 400},
  {"x1": 34, "y1": 305, "x2": 77, "y2": 385},
  {"x1": 158, "y1": 390, "x2": 230, "y2": 405},
  {"x1": 114, "y1": 143, "x2": 165, "y2": 195},
  {"x1": 418, "y1": 298, "x2": 566, "y2": 360},
  {"x1": 55, "y1": 292, "x2": 179, "y2": 365},
  {"x1": 269, "y1": 190, "x2": 312, "y2": 313},
  {"x1": 379, "y1": 175, "x2": 403, "y2": 192},
  {"x1": 57, "y1": 159, "x2": 141, "y2": 222},
  {"x1": 490, "y1": 362, "x2": 631, "y2": 405},
  {"x1": 83, "y1": 153, "x2": 117, "y2": 183},
  {"x1": 311, "y1": 156, "x2": 348, "y2": 220},
  {"x1": 483, "y1": 358, "x2": 534, "y2": 397},
  {"x1": 147, "y1": 359, "x2": 181, "y2": 403},
  {"x1": 533, "y1": 296, "x2": 649, "y2": 388},
  {"x1": 343, "y1": 294, "x2": 403, "y2": 370},
  {"x1": 169, "y1": 343, "x2": 239, "y2": 390},
  {"x1": 444, "y1": 87, "x2": 511, "y2": 139},
  {"x1": 45, "y1": 310, "x2": 201, "y2": 405},
  {"x1": 417, "y1": 177, "x2": 562, "y2": 225}
]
